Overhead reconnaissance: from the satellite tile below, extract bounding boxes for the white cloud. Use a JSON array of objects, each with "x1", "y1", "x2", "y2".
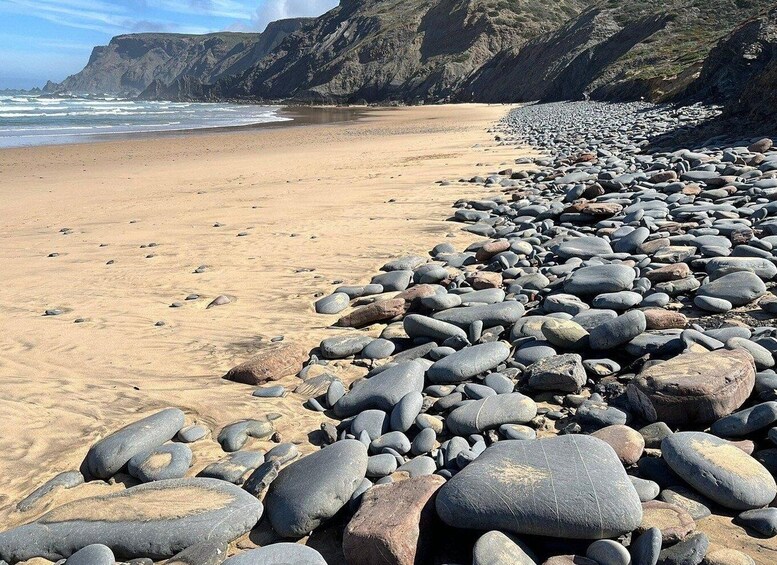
[{"x1": 252, "y1": 0, "x2": 338, "y2": 31}]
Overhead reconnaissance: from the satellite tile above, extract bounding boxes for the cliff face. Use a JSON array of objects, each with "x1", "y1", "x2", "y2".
[
  {"x1": 47, "y1": 19, "x2": 311, "y2": 96},
  {"x1": 464, "y1": 0, "x2": 775, "y2": 103},
  {"x1": 206, "y1": 0, "x2": 585, "y2": 103},
  {"x1": 688, "y1": 6, "x2": 777, "y2": 119}
]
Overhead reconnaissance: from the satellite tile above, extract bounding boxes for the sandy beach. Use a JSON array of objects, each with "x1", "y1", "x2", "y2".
[{"x1": 0, "y1": 104, "x2": 518, "y2": 531}]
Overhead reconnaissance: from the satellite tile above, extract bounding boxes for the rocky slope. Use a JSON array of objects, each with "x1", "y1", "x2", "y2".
[
  {"x1": 688, "y1": 7, "x2": 777, "y2": 121},
  {"x1": 203, "y1": 0, "x2": 585, "y2": 103},
  {"x1": 47, "y1": 18, "x2": 310, "y2": 96},
  {"x1": 464, "y1": 0, "x2": 775, "y2": 103}
]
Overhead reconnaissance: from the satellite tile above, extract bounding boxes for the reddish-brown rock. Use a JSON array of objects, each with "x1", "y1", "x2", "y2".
[
  {"x1": 223, "y1": 342, "x2": 308, "y2": 385},
  {"x1": 337, "y1": 299, "x2": 407, "y2": 328},
  {"x1": 643, "y1": 308, "x2": 688, "y2": 330},
  {"x1": 343, "y1": 475, "x2": 445, "y2": 565},
  {"x1": 467, "y1": 271, "x2": 503, "y2": 290},
  {"x1": 627, "y1": 349, "x2": 756, "y2": 427},
  {"x1": 476, "y1": 240, "x2": 510, "y2": 262},
  {"x1": 592, "y1": 424, "x2": 645, "y2": 465},
  {"x1": 645, "y1": 263, "x2": 692, "y2": 283},
  {"x1": 636, "y1": 500, "x2": 695, "y2": 544}
]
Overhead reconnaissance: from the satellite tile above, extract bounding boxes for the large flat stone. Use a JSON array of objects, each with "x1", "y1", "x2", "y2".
[
  {"x1": 436, "y1": 435, "x2": 642, "y2": 539},
  {"x1": 627, "y1": 350, "x2": 755, "y2": 427},
  {"x1": 0, "y1": 478, "x2": 262, "y2": 561},
  {"x1": 427, "y1": 342, "x2": 511, "y2": 384},
  {"x1": 334, "y1": 362, "x2": 426, "y2": 417}
]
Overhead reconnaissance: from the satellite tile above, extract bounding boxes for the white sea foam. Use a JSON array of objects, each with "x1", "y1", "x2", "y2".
[{"x1": 0, "y1": 95, "x2": 290, "y2": 148}]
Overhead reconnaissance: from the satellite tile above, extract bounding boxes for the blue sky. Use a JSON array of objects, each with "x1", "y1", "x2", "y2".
[{"x1": 0, "y1": 0, "x2": 338, "y2": 89}]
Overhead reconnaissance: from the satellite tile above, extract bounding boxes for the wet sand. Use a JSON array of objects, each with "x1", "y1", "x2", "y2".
[{"x1": 0, "y1": 104, "x2": 520, "y2": 531}]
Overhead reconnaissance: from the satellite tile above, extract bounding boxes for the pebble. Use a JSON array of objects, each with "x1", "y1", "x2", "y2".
[
  {"x1": 199, "y1": 451, "x2": 265, "y2": 484},
  {"x1": 472, "y1": 530, "x2": 538, "y2": 565},
  {"x1": 445, "y1": 392, "x2": 537, "y2": 435},
  {"x1": 586, "y1": 539, "x2": 631, "y2": 565},
  {"x1": 427, "y1": 342, "x2": 511, "y2": 384},
  {"x1": 217, "y1": 419, "x2": 274, "y2": 452},
  {"x1": 223, "y1": 544, "x2": 327, "y2": 565},
  {"x1": 64, "y1": 544, "x2": 114, "y2": 565},
  {"x1": 735, "y1": 508, "x2": 777, "y2": 537},
  {"x1": 334, "y1": 361, "x2": 425, "y2": 417}
]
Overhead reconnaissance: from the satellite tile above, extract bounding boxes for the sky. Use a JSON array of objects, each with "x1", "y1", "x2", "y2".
[{"x1": 0, "y1": 0, "x2": 339, "y2": 89}]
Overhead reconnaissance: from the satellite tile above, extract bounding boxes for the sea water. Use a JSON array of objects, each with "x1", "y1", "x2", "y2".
[{"x1": 0, "y1": 95, "x2": 290, "y2": 148}]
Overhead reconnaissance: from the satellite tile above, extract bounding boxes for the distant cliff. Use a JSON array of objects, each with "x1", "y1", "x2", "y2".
[
  {"x1": 47, "y1": 0, "x2": 777, "y2": 123},
  {"x1": 204, "y1": 0, "x2": 585, "y2": 103},
  {"x1": 46, "y1": 18, "x2": 311, "y2": 96}
]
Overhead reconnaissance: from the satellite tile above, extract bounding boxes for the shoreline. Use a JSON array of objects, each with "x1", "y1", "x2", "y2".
[
  {"x1": 0, "y1": 105, "x2": 375, "y2": 150},
  {"x1": 0, "y1": 104, "x2": 520, "y2": 531}
]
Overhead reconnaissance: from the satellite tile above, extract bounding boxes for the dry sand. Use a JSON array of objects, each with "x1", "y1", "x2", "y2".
[{"x1": 0, "y1": 104, "x2": 520, "y2": 531}]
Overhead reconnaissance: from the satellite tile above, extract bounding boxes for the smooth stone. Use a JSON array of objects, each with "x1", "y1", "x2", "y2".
[
  {"x1": 710, "y1": 401, "x2": 777, "y2": 438},
  {"x1": 411, "y1": 427, "x2": 437, "y2": 455},
  {"x1": 662, "y1": 431, "x2": 777, "y2": 510},
  {"x1": 315, "y1": 292, "x2": 350, "y2": 314},
  {"x1": 199, "y1": 451, "x2": 265, "y2": 485},
  {"x1": 427, "y1": 342, "x2": 511, "y2": 384},
  {"x1": 484, "y1": 372, "x2": 514, "y2": 394},
  {"x1": 352, "y1": 410, "x2": 389, "y2": 441},
  {"x1": 565, "y1": 264, "x2": 636, "y2": 295},
  {"x1": 656, "y1": 532, "x2": 708, "y2": 565},
  {"x1": 591, "y1": 425, "x2": 645, "y2": 465},
  {"x1": 266, "y1": 443, "x2": 299, "y2": 465},
  {"x1": 588, "y1": 310, "x2": 646, "y2": 350},
  {"x1": 128, "y1": 443, "x2": 192, "y2": 482},
  {"x1": 16, "y1": 471, "x2": 84, "y2": 512},
  {"x1": 397, "y1": 455, "x2": 437, "y2": 477},
  {"x1": 222, "y1": 544, "x2": 327, "y2": 565},
  {"x1": 583, "y1": 358, "x2": 620, "y2": 377},
  {"x1": 630, "y1": 476, "x2": 661, "y2": 502},
  {"x1": 630, "y1": 527, "x2": 661, "y2": 565},
  {"x1": 65, "y1": 544, "x2": 114, "y2": 565},
  {"x1": 472, "y1": 530, "x2": 539, "y2": 565},
  {"x1": 404, "y1": 314, "x2": 467, "y2": 342},
  {"x1": 436, "y1": 435, "x2": 643, "y2": 539},
  {"x1": 735, "y1": 508, "x2": 777, "y2": 536},
  {"x1": 726, "y1": 338, "x2": 775, "y2": 369},
  {"x1": 217, "y1": 419, "x2": 273, "y2": 452},
  {"x1": 693, "y1": 295, "x2": 733, "y2": 313},
  {"x1": 586, "y1": 539, "x2": 631, "y2": 565},
  {"x1": 541, "y1": 319, "x2": 589, "y2": 350},
  {"x1": 265, "y1": 440, "x2": 368, "y2": 537},
  {"x1": 361, "y1": 338, "x2": 396, "y2": 359},
  {"x1": 432, "y1": 302, "x2": 525, "y2": 328},
  {"x1": 696, "y1": 271, "x2": 766, "y2": 307},
  {"x1": 555, "y1": 236, "x2": 614, "y2": 260},
  {"x1": 252, "y1": 385, "x2": 286, "y2": 398},
  {"x1": 335, "y1": 361, "x2": 425, "y2": 418},
  {"x1": 0, "y1": 478, "x2": 262, "y2": 561},
  {"x1": 525, "y1": 354, "x2": 587, "y2": 393},
  {"x1": 366, "y1": 454, "x2": 398, "y2": 478},
  {"x1": 371, "y1": 431, "x2": 411, "y2": 454},
  {"x1": 499, "y1": 424, "x2": 536, "y2": 440},
  {"x1": 390, "y1": 391, "x2": 424, "y2": 432},
  {"x1": 326, "y1": 379, "x2": 346, "y2": 408},
  {"x1": 320, "y1": 334, "x2": 373, "y2": 359},
  {"x1": 446, "y1": 393, "x2": 538, "y2": 435},
  {"x1": 514, "y1": 340, "x2": 557, "y2": 365},
  {"x1": 702, "y1": 547, "x2": 755, "y2": 565},
  {"x1": 371, "y1": 270, "x2": 413, "y2": 291},
  {"x1": 592, "y1": 291, "x2": 642, "y2": 310},
  {"x1": 85, "y1": 408, "x2": 185, "y2": 479},
  {"x1": 627, "y1": 350, "x2": 756, "y2": 427}
]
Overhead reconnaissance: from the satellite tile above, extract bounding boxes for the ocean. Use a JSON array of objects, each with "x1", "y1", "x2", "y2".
[{"x1": 0, "y1": 95, "x2": 291, "y2": 148}]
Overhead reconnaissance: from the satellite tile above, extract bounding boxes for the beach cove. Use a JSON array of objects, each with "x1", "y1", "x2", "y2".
[{"x1": 0, "y1": 103, "x2": 517, "y2": 529}]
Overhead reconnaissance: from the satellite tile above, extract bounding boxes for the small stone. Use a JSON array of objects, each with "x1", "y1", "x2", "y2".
[
  {"x1": 223, "y1": 342, "x2": 308, "y2": 385},
  {"x1": 222, "y1": 544, "x2": 326, "y2": 565},
  {"x1": 217, "y1": 419, "x2": 274, "y2": 452},
  {"x1": 199, "y1": 451, "x2": 265, "y2": 485},
  {"x1": 735, "y1": 507, "x2": 777, "y2": 537},
  {"x1": 206, "y1": 295, "x2": 231, "y2": 308},
  {"x1": 586, "y1": 540, "x2": 630, "y2": 565},
  {"x1": 65, "y1": 544, "x2": 114, "y2": 565},
  {"x1": 315, "y1": 292, "x2": 350, "y2": 314},
  {"x1": 591, "y1": 425, "x2": 644, "y2": 465},
  {"x1": 630, "y1": 527, "x2": 661, "y2": 565},
  {"x1": 472, "y1": 530, "x2": 538, "y2": 565},
  {"x1": 526, "y1": 354, "x2": 587, "y2": 393},
  {"x1": 657, "y1": 532, "x2": 708, "y2": 565}
]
